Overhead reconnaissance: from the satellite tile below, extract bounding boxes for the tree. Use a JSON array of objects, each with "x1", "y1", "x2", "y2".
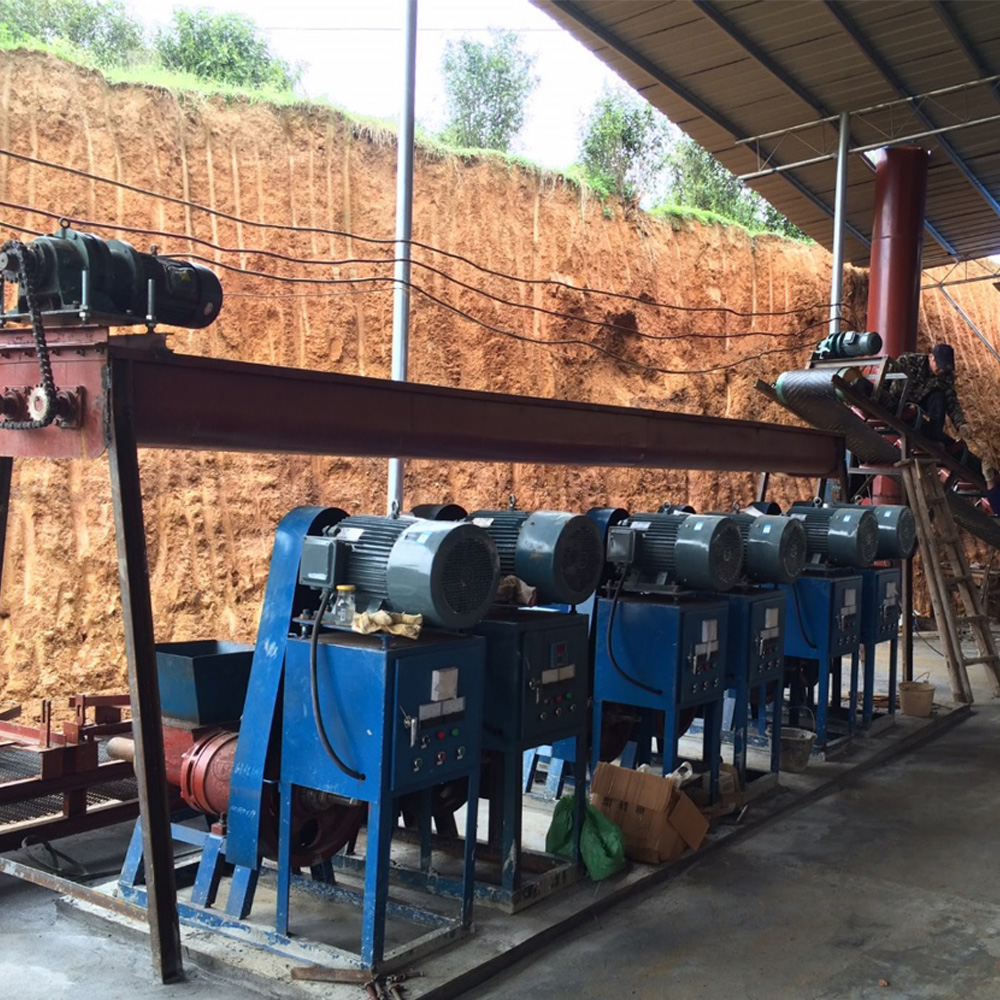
[
  {"x1": 440, "y1": 29, "x2": 538, "y2": 151},
  {"x1": 578, "y1": 85, "x2": 674, "y2": 206},
  {"x1": 155, "y1": 9, "x2": 300, "y2": 91},
  {"x1": 0, "y1": 0, "x2": 145, "y2": 65},
  {"x1": 665, "y1": 136, "x2": 806, "y2": 238}
]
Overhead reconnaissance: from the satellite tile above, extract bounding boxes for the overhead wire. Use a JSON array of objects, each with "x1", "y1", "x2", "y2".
[
  {"x1": 0, "y1": 200, "x2": 829, "y2": 345},
  {"x1": 0, "y1": 146, "x2": 836, "y2": 319},
  {"x1": 158, "y1": 250, "x2": 819, "y2": 378}
]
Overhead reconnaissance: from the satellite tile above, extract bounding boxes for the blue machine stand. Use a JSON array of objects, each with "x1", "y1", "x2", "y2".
[
  {"x1": 780, "y1": 570, "x2": 863, "y2": 756},
  {"x1": 857, "y1": 566, "x2": 901, "y2": 734},
  {"x1": 593, "y1": 594, "x2": 727, "y2": 799},
  {"x1": 333, "y1": 608, "x2": 589, "y2": 913},
  {"x1": 719, "y1": 588, "x2": 785, "y2": 794}
]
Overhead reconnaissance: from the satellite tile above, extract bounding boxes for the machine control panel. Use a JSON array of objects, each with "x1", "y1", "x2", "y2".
[
  {"x1": 678, "y1": 609, "x2": 727, "y2": 707},
  {"x1": 833, "y1": 582, "x2": 860, "y2": 650},
  {"x1": 475, "y1": 611, "x2": 590, "y2": 750},
  {"x1": 399, "y1": 662, "x2": 473, "y2": 783},
  {"x1": 748, "y1": 596, "x2": 786, "y2": 684}
]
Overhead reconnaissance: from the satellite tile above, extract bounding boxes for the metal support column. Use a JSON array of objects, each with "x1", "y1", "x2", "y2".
[
  {"x1": 0, "y1": 456, "x2": 11, "y2": 601},
  {"x1": 108, "y1": 364, "x2": 183, "y2": 983},
  {"x1": 829, "y1": 111, "x2": 850, "y2": 336},
  {"x1": 387, "y1": 0, "x2": 418, "y2": 514}
]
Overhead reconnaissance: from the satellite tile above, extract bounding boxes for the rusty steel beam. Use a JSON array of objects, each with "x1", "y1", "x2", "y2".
[{"x1": 113, "y1": 348, "x2": 844, "y2": 477}]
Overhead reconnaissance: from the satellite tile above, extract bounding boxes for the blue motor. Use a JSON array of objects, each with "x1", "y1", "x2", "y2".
[
  {"x1": 787, "y1": 502, "x2": 880, "y2": 569},
  {"x1": 730, "y1": 511, "x2": 807, "y2": 585}
]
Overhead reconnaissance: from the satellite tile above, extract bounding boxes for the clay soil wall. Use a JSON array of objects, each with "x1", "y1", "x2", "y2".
[{"x1": 1, "y1": 51, "x2": 998, "y2": 704}]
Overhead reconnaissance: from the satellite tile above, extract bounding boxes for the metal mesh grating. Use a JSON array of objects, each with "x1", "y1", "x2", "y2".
[{"x1": 441, "y1": 535, "x2": 498, "y2": 616}]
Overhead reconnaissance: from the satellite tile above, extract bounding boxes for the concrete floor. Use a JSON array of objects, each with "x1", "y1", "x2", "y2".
[{"x1": 2, "y1": 636, "x2": 998, "y2": 1000}]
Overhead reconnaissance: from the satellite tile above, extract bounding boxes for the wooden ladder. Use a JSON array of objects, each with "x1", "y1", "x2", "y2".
[{"x1": 900, "y1": 457, "x2": 1000, "y2": 703}]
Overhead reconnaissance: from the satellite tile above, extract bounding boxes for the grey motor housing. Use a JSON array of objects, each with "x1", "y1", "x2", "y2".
[
  {"x1": 787, "y1": 503, "x2": 879, "y2": 568},
  {"x1": 614, "y1": 512, "x2": 744, "y2": 592},
  {"x1": 731, "y1": 511, "x2": 807, "y2": 584},
  {"x1": 836, "y1": 503, "x2": 916, "y2": 560},
  {"x1": 466, "y1": 509, "x2": 603, "y2": 605},
  {"x1": 326, "y1": 515, "x2": 500, "y2": 629}
]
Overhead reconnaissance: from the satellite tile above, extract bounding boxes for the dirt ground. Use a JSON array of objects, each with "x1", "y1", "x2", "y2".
[{"x1": 0, "y1": 51, "x2": 998, "y2": 704}]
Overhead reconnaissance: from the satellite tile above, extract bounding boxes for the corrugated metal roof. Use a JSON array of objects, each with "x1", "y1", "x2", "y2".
[{"x1": 533, "y1": 0, "x2": 1000, "y2": 266}]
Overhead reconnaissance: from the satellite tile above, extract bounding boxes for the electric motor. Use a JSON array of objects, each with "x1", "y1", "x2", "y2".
[
  {"x1": 316, "y1": 515, "x2": 500, "y2": 629},
  {"x1": 729, "y1": 512, "x2": 807, "y2": 584},
  {"x1": 787, "y1": 503, "x2": 880, "y2": 568},
  {"x1": 465, "y1": 509, "x2": 603, "y2": 605},
  {"x1": 811, "y1": 330, "x2": 883, "y2": 361},
  {"x1": 0, "y1": 228, "x2": 223, "y2": 328},
  {"x1": 610, "y1": 512, "x2": 744, "y2": 592},
  {"x1": 836, "y1": 503, "x2": 916, "y2": 559}
]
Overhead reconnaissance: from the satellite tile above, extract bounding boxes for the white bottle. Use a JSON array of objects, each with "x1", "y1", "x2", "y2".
[{"x1": 332, "y1": 584, "x2": 356, "y2": 627}]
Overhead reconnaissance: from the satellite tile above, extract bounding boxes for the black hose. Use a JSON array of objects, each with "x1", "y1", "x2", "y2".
[
  {"x1": 309, "y1": 587, "x2": 366, "y2": 782},
  {"x1": 606, "y1": 574, "x2": 663, "y2": 696},
  {"x1": 790, "y1": 580, "x2": 818, "y2": 651}
]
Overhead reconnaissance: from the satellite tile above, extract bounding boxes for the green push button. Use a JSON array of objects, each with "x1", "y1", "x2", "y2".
[{"x1": 451, "y1": 727, "x2": 460, "y2": 737}]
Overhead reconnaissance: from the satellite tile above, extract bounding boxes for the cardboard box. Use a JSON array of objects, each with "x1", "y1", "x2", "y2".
[{"x1": 590, "y1": 762, "x2": 710, "y2": 864}]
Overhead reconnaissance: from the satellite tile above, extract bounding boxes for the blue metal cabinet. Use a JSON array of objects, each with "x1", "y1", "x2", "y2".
[{"x1": 858, "y1": 566, "x2": 901, "y2": 729}]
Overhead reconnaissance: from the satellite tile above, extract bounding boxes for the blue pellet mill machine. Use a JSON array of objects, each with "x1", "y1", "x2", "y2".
[
  {"x1": 388, "y1": 504, "x2": 603, "y2": 911},
  {"x1": 116, "y1": 506, "x2": 502, "y2": 971},
  {"x1": 591, "y1": 509, "x2": 746, "y2": 799},
  {"x1": 780, "y1": 501, "x2": 912, "y2": 753}
]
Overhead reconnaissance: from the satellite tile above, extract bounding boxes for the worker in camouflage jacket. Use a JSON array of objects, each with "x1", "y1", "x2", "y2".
[{"x1": 886, "y1": 343, "x2": 971, "y2": 442}]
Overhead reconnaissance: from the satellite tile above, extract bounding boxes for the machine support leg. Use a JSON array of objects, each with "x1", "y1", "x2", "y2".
[
  {"x1": 190, "y1": 834, "x2": 225, "y2": 908},
  {"x1": 275, "y1": 781, "x2": 293, "y2": 936},
  {"x1": 862, "y1": 642, "x2": 875, "y2": 727},
  {"x1": 848, "y1": 651, "x2": 859, "y2": 734},
  {"x1": 889, "y1": 635, "x2": 899, "y2": 717},
  {"x1": 902, "y1": 557, "x2": 914, "y2": 683},
  {"x1": 419, "y1": 787, "x2": 433, "y2": 873},
  {"x1": 733, "y1": 684, "x2": 749, "y2": 785},
  {"x1": 0, "y1": 456, "x2": 12, "y2": 601},
  {"x1": 108, "y1": 368, "x2": 183, "y2": 984},
  {"x1": 703, "y1": 703, "x2": 721, "y2": 801},
  {"x1": 362, "y1": 793, "x2": 394, "y2": 967},
  {"x1": 572, "y1": 734, "x2": 586, "y2": 867},
  {"x1": 461, "y1": 758, "x2": 480, "y2": 929},
  {"x1": 769, "y1": 683, "x2": 782, "y2": 775},
  {"x1": 816, "y1": 659, "x2": 830, "y2": 746},
  {"x1": 590, "y1": 701, "x2": 605, "y2": 773},
  {"x1": 661, "y1": 706, "x2": 678, "y2": 777},
  {"x1": 500, "y1": 751, "x2": 523, "y2": 894}
]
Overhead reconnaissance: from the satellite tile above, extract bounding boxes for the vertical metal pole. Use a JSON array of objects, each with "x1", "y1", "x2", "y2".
[
  {"x1": 828, "y1": 111, "x2": 850, "y2": 336},
  {"x1": 0, "y1": 456, "x2": 12, "y2": 604},
  {"x1": 108, "y1": 362, "x2": 183, "y2": 983},
  {"x1": 387, "y1": 0, "x2": 418, "y2": 514}
]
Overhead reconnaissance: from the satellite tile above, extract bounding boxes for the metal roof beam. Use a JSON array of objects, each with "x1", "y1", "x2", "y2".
[
  {"x1": 825, "y1": 0, "x2": 1000, "y2": 224},
  {"x1": 550, "y1": 0, "x2": 871, "y2": 249},
  {"x1": 696, "y1": 0, "x2": 957, "y2": 260},
  {"x1": 932, "y1": 0, "x2": 1000, "y2": 107}
]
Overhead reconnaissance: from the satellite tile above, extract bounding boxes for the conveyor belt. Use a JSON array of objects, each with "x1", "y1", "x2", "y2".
[
  {"x1": 774, "y1": 369, "x2": 900, "y2": 466},
  {"x1": 770, "y1": 367, "x2": 1000, "y2": 552}
]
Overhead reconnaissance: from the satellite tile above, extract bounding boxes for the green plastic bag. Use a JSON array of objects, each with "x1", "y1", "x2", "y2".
[{"x1": 545, "y1": 791, "x2": 626, "y2": 881}]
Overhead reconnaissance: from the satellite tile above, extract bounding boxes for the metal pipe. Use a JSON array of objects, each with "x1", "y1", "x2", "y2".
[
  {"x1": 829, "y1": 111, "x2": 850, "y2": 337},
  {"x1": 387, "y1": 0, "x2": 418, "y2": 515},
  {"x1": 738, "y1": 112, "x2": 1000, "y2": 180},
  {"x1": 867, "y1": 147, "x2": 930, "y2": 359},
  {"x1": 735, "y1": 73, "x2": 1000, "y2": 144}
]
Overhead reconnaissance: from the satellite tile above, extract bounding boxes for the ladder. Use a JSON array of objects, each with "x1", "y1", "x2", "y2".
[{"x1": 900, "y1": 457, "x2": 1000, "y2": 703}]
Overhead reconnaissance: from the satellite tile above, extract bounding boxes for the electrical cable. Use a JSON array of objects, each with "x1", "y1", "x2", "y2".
[
  {"x1": 789, "y1": 580, "x2": 818, "y2": 651},
  {"x1": 309, "y1": 587, "x2": 366, "y2": 782},
  {"x1": 0, "y1": 200, "x2": 825, "y2": 343},
  {"x1": 150, "y1": 250, "x2": 819, "y2": 378},
  {"x1": 605, "y1": 573, "x2": 663, "y2": 695},
  {"x1": 0, "y1": 146, "x2": 836, "y2": 319}
]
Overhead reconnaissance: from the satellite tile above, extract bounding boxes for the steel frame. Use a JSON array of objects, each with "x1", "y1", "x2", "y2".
[{"x1": 0, "y1": 329, "x2": 843, "y2": 982}]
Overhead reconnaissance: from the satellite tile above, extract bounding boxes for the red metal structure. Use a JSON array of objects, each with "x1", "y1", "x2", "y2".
[{"x1": 866, "y1": 147, "x2": 931, "y2": 359}]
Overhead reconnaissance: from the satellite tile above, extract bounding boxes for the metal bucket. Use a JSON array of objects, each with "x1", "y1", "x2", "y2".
[{"x1": 780, "y1": 727, "x2": 817, "y2": 772}]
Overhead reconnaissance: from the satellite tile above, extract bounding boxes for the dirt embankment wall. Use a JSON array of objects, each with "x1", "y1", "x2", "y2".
[{"x1": 1, "y1": 51, "x2": 998, "y2": 703}]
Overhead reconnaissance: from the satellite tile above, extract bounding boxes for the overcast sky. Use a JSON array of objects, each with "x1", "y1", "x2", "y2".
[{"x1": 131, "y1": 0, "x2": 626, "y2": 169}]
